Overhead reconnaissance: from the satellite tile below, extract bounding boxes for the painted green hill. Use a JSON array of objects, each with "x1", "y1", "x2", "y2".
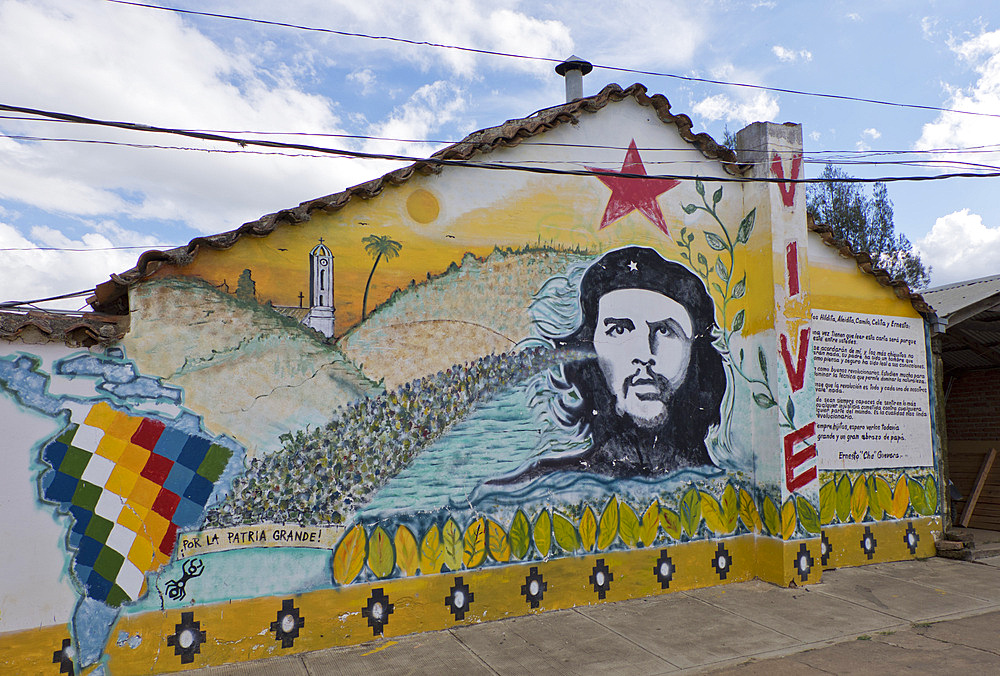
[
  {"x1": 124, "y1": 275, "x2": 380, "y2": 458},
  {"x1": 340, "y1": 245, "x2": 592, "y2": 388}
]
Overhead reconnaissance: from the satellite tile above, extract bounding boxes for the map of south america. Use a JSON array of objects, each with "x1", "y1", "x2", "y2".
[{"x1": 0, "y1": 350, "x2": 241, "y2": 673}]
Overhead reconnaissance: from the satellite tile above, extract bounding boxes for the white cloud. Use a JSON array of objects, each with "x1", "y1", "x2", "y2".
[
  {"x1": 915, "y1": 28, "x2": 1000, "y2": 155},
  {"x1": 346, "y1": 68, "x2": 378, "y2": 96},
  {"x1": 916, "y1": 209, "x2": 1000, "y2": 285},
  {"x1": 0, "y1": 0, "x2": 581, "y2": 237},
  {"x1": 261, "y1": 0, "x2": 575, "y2": 78},
  {"x1": 559, "y1": 0, "x2": 706, "y2": 70},
  {"x1": 692, "y1": 91, "x2": 780, "y2": 126},
  {"x1": 846, "y1": 12, "x2": 861, "y2": 21},
  {"x1": 772, "y1": 46, "x2": 812, "y2": 63},
  {"x1": 365, "y1": 81, "x2": 467, "y2": 157},
  {"x1": 403, "y1": 3, "x2": 572, "y2": 78},
  {"x1": 854, "y1": 128, "x2": 879, "y2": 151},
  {"x1": 0, "y1": 0, "x2": 710, "y2": 303},
  {"x1": 0, "y1": 136, "x2": 127, "y2": 216},
  {"x1": 771, "y1": 45, "x2": 798, "y2": 62},
  {"x1": 691, "y1": 60, "x2": 780, "y2": 126},
  {"x1": 0, "y1": 0, "x2": 368, "y2": 236},
  {"x1": 921, "y1": 16, "x2": 939, "y2": 39},
  {"x1": 709, "y1": 63, "x2": 737, "y2": 80},
  {"x1": 0, "y1": 220, "x2": 163, "y2": 309},
  {"x1": 809, "y1": 130, "x2": 822, "y2": 142}
]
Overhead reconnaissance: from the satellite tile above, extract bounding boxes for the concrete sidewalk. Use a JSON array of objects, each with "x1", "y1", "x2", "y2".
[{"x1": 186, "y1": 556, "x2": 1000, "y2": 675}]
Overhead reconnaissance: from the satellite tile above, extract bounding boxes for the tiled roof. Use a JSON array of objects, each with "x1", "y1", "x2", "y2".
[
  {"x1": 0, "y1": 310, "x2": 128, "y2": 346},
  {"x1": 807, "y1": 217, "x2": 932, "y2": 315},
  {"x1": 80, "y1": 81, "x2": 932, "y2": 324},
  {"x1": 88, "y1": 82, "x2": 744, "y2": 313}
]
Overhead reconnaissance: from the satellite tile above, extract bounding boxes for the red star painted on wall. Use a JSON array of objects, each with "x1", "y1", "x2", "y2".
[{"x1": 587, "y1": 139, "x2": 680, "y2": 237}]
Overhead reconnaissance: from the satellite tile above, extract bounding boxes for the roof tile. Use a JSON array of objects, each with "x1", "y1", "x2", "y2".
[
  {"x1": 89, "y1": 83, "x2": 742, "y2": 311},
  {"x1": 73, "y1": 81, "x2": 929, "y2": 325},
  {"x1": 807, "y1": 217, "x2": 931, "y2": 315},
  {"x1": 0, "y1": 311, "x2": 127, "y2": 346}
]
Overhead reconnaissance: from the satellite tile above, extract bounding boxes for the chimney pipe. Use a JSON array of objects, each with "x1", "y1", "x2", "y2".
[{"x1": 555, "y1": 55, "x2": 593, "y2": 102}]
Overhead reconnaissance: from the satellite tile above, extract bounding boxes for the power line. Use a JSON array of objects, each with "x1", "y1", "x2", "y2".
[
  {"x1": 11, "y1": 130, "x2": 1000, "y2": 185},
  {"x1": 14, "y1": 133, "x2": 1000, "y2": 173},
  {"x1": 811, "y1": 158, "x2": 1000, "y2": 172},
  {"x1": 106, "y1": 0, "x2": 1000, "y2": 121},
  {"x1": 4, "y1": 102, "x2": 1000, "y2": 184},
  {"x1": 0, "y1": 288, "x2": 96, "y2": 309},
  {"x1": 0, "y1": 245, "x2": 181, "y2": 252},
  {"x1": 2, "y1": 134, "x2": 344, "y2": 159},
  {"x1": 1, "y1": 114, "x2": 460, "y2": 145},
  {"x1": 8, "y1": 129, "x2": 1000, "y2": 175},
  {"x1": 0, "y1": 305, "x2": 99, "y2": 315},
  {"x1": 814, "y1": 145, "x2": 1000, "y2": 158},
  {"x1": 7, "y1": 114, "x2": 1000, "y2": 160},
  {"x1": 8, "y1": 130, "x2": 1000, "y2": 160}
]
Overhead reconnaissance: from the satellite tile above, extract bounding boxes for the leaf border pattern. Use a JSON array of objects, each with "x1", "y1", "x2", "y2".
[{"x1": 330, "y1": 471, "x2": 937, "y2": 585}]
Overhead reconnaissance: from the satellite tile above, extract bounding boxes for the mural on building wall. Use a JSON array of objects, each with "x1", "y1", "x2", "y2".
[
  {"x1": 176, "y1": 177, "x2": 834, "y2": 583},
  {"x1": 0, "y1": 119, "x2": 940, "y2": 675},
  {"x1": 188, "y1": 182, "x2": 753, "y2": 525},
  {"x1": 0, "y1": 349, "x2": 243, "y2": 671}
]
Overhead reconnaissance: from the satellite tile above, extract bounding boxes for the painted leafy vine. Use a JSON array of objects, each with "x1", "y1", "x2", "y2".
[{"x1": 678, "y1": 179, "x2": 794, "y2": 430}]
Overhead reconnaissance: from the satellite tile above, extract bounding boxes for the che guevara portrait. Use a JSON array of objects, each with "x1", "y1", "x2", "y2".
[{"x1": 495, "y1": 246, "x2": 726, "y2": 483}]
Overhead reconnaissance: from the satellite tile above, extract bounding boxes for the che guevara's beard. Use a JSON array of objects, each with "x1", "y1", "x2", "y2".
[{"x1": 617, "y1": 367, "x2": 677, "y2": 428}]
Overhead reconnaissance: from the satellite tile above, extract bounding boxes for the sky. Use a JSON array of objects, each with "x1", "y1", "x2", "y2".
[{"x1": 2, "y1": 0, "x2": 1000, "y2": 310}]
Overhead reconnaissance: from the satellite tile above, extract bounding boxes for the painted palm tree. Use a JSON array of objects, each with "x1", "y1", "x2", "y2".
[{"x1": 361, "y1": 234, "x2": 403, "y2": 320}]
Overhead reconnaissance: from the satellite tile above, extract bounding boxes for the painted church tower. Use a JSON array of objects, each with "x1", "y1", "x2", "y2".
[{"x1": 304, "y1": 238, "x2": 335, "y2": 338}]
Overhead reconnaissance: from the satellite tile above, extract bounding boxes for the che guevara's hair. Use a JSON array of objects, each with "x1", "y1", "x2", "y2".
[{"x1": 546, "y1": 246, "x2": 727, "y2": 455}]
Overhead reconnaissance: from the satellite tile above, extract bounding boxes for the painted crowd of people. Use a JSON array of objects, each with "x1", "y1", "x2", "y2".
[{"x1": 203, "y1": 346, "x2": 559, "y2": 528}]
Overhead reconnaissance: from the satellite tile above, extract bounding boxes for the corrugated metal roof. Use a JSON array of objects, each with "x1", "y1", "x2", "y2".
[
  {"x1": 922, "y1": 273, "x2": 1000, "y2": 319},
  {"x1": 925, "y1": 277, "x2": 1000, "y2": 373},
  {"x1": 939, "y1": 347, "x2": 988, "y2": 371}
]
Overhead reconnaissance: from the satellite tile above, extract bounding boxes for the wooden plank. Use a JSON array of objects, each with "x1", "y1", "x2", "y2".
[
  {"x1": 950, "y1": 455, "x2": 999, "y2": 464},
  {"x1": 955, "y1": 504, "x2": 1000, "y2": 518},
  {"x1": 970, "y1": 517, "x2": 1000, "y2": 531},
  {"x1": 951, "y1": 455, "x2": 998, "y2": 464},
  {"x1": 956, "y1": 497, "x2": 1000, "y2": 510},
  {"x1": 949, "y1": 451, "x2": 1000, "y2": 459},
  {"x1": 963, "y1": 493, "x2": 999, "y2": 503},
  {"x1": 949, "y1": 443, "x2": 1000, "y2": 453},
  {"x1": 950, "y1": 459, "x2": 998, "y2": 469},
  {"x1": 969, "y1": 506, "x2": 1000, "y2": 517},
  {"x1": 961, "y1": 448, "x2": 999, "y2": 527},
  {"x1": 970, "y1": 516, "x2": 1000, "y2": 525}
]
